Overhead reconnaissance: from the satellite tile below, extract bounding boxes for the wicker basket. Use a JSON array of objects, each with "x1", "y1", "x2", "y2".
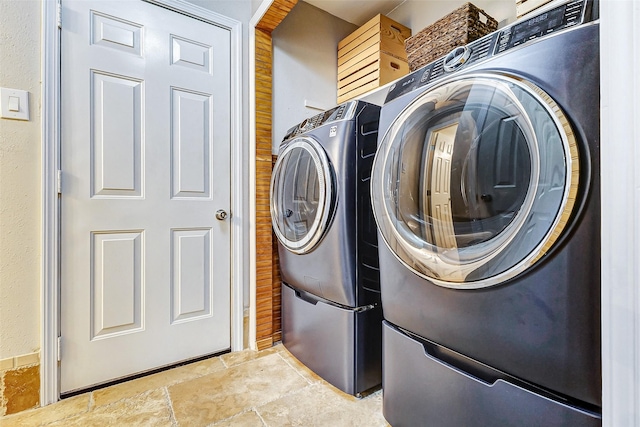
[{"x1": 404, "y1": 2, "x2": 498, "y2": 71}]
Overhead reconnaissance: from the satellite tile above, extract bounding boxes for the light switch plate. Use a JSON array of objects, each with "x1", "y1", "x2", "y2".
[{"x1": 1, "y1": 87, "x2": 30, "y2": 121}]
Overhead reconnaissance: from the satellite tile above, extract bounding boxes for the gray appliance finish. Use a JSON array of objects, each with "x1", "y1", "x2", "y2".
[
  {"x1": 371, "y1": 1, "x2": 601, "y2": 425},
  {"x1": 271, "y1": 100, "x2": 382, "y2": 395}
]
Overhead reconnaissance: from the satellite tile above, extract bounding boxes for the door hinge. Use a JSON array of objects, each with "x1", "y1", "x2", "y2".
[
  {"x1": 56, "y1": 1, "x2": 62, "y2": 29},
  {"x1": 57, "y1": 336, "x2": 62, "y2": 362},
  {"x1": 57, "y1": 170, "x2": 62, "y2": 195}
]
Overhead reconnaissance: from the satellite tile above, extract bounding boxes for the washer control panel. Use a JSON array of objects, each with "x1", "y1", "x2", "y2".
[{"x1": 281, "y1": 101, "x2": 358, "y2": 141}]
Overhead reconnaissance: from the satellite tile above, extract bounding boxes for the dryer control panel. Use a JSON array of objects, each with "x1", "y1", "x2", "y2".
[
  {"x1": 496, "y1": 0, "x2": 586, "y2": 53},
  {"x1": 385, "y1": 0, "x2": 594, "y2": 104}
]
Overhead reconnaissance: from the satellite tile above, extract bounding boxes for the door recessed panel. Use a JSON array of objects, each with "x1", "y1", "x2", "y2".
[
  {"x1": 91, "y1": 232, "x2": 143, "y2": 339},
  {"x1": 91, "y1": 71, "x2": 143, "y2": 198},
  {"x1": 91, "y1": 11, "x2": 142, "y2": 56},
  {"x1": 171, "y1": 35, "x2": 212, "y2": 73},
  {"x1": 171, "y1": 88, "x2": 211, "y2": 199},
  {"x1": 171, "y1": 229, "x2": 212, "y2": 323}
]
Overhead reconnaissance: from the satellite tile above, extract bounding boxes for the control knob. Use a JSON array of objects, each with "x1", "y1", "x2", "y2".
[{"x1": 443, "y1": 46, "x2": 471, "y2": 72}]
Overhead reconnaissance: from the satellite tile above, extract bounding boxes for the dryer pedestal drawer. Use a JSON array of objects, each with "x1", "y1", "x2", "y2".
[
  {"x1": 282, "y1": 283, "x2": 382, "y2": 395},
  {"x1": 382, "y1": 321, "x2": 601, "y2": 427}
]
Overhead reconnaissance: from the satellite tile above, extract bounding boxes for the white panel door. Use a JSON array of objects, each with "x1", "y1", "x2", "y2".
[{"x1": 61, "y1": 0, "x2": 231, "y2": 393}]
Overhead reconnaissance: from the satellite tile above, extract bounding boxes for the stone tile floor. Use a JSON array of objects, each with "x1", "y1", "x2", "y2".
[{"x1": 0, "y1": 344, "x2": 389, "y2": 426}]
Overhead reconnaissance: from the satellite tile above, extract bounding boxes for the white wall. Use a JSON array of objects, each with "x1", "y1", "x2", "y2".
[
  {"x1": 186, "y1": 0, "x2": 251, "y2": 21},
  {"x1": 251, "y1": 0, "x2": 263, "y2": 15},
  {"x1": 272, "y1": 1, "x2": 357, "y2": 153},
  {"x1": 0, "y1": 0, "x2": 42, "y2": 360},
  {"x1": 388, "y1": 0, "x2": 517, "y2": 32}
]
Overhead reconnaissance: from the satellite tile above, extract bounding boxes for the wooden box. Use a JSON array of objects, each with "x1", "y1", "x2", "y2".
[
  {"x1": 404, "y1": 3, "x2": 498, "y2": 72},
  {"x1": 337, "y1": 14, "x2": 411, "y2": 103},
  {"x1": 516, "y1": 0, "x2": 554, "y2": 18}
]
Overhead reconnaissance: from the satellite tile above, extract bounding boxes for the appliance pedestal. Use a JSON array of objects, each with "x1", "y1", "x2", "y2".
[
  {"x1": 382, "y1": 321, "x2": 601, "y2": 427},
  {"x1": 282, "y1": 283, "x2": 382, "y2": 395}
]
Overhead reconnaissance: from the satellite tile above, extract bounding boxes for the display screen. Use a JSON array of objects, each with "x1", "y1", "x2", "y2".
[
  {"x1": 511, "y1": 6, "x2": 566, "y2": 46},
  {"x1": 386, "y1": 70, "x2": 422, "y2": 103},
  {"x1": 322, "y1": 107, "x2": 339, "y2": 122}
]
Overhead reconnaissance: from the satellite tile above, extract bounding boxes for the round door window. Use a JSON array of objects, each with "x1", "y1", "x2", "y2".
[
  {"x1": 371, "y1": 74, "x2": 580, "y2": 288},
  {"x1": 270, "y1": 137, "x2": 334, "y2": 254}
]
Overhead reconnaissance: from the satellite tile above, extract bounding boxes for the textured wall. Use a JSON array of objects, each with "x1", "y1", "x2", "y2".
[
  {"x1": 0, "y1": 0, "x2": 42, "y2": 360},
  {"x1": 388, "y1": 0, "x2": 516, "y2": 33},
  {"x1": 271, "y1": 1, "x2": 356, "y2": 152}
]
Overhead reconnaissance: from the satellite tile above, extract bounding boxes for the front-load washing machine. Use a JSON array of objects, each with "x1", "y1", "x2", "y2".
[
  {"x1": 270, "y1": 100, "x2": 382, "y2": 395},
  {"x1": 371, "y1": 1, "x2": 601, "y2": 425}
]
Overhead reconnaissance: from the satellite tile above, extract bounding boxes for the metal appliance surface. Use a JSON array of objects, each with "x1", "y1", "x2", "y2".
[
  {"x1": 371, "y1": 1, "x2": 601, "y2": 424},
  {"x1": 271, "y1": 100, "x2": 382, "y2": 395}
]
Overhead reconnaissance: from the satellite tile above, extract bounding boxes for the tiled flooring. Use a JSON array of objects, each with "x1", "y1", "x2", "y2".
[{"x1": 0, "y1": 344, "x2": 388, "y2": 426}]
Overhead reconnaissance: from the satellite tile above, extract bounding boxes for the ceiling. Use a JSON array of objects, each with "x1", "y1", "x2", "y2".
[{"x1": 304, "y1": 0, "x2": 406, "y2": 25}]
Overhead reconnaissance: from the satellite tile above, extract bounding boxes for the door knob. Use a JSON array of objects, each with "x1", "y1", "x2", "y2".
[{"x1": 215, "y1": 209, "x2": 228, "y2": 220}]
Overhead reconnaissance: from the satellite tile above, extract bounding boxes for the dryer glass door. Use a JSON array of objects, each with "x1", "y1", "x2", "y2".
[
  {"x1": 271, "y1": 137, "x2": 334, "y2": 254},
  {"x1": 371, "y1": 74, "x2": 580, "y2": 288}
]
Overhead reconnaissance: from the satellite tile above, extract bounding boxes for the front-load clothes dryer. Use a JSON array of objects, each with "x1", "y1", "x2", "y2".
[
  {"x1": 270, "y1": 100, "x2": 382, "y2": 395},
  {"x1": 371, "y1": 1, "x2": 601, "y2": 425}
]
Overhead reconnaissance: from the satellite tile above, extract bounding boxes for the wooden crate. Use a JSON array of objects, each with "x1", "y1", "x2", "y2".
[
  {"x1": 337, "y1": 14, "x2": 411, "y2": 103},
  {"x1": 404, "y1": 3, "x2": 498, "y2": 71},
  {"x1": 516, "y1": 0, "x2": 554, "y2": 18}
]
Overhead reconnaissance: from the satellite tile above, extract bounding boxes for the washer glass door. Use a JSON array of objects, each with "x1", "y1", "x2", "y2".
[
  {"x1": 371, "y1": 74, "x2": 580, "y2": 288},
  {"x1": 271, "y1": 137, "x2": 334, "y2": 254}
]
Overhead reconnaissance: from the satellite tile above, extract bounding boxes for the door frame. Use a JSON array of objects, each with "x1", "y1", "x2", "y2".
[
  {"x1": 41, "y1": 0, "x2": 244, "y2": 405},
  {"x1": 600, "y1": 1, "x2": 640, "y2": 425}
]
